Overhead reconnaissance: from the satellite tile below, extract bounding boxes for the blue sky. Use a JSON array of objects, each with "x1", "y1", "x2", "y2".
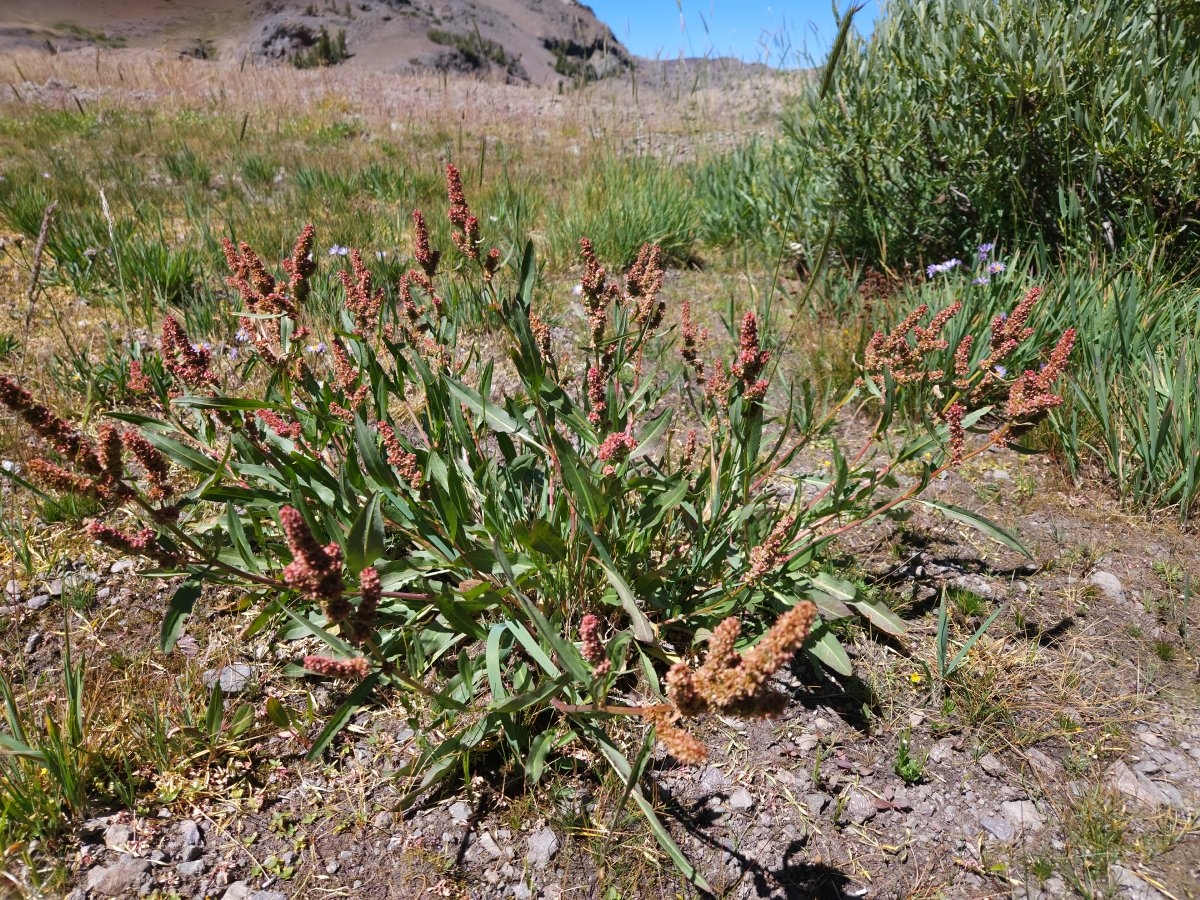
[{"x1": 588, "y1": 0, "x2": 879, "y2": 67}]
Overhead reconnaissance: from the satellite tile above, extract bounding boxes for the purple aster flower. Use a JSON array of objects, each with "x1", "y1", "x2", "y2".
[
  {"x1": 973, "y1": 276, "x2": 990, "y2": 285},
  {"x1": 328, "y1": 245, "x2": 349, "y2": 256},
  {"x1": 987, "y1": 261, "x2": 1006, "y2": 275},
  {"x1": 235, "y1": 327, "x2": 251, "y2": 343},
  {"x1": 993, "y1": 365, "x2": 1007, "y2": 377},
  {"x1": 977, "y1": 242, "x2": 995, "y2": 261}
]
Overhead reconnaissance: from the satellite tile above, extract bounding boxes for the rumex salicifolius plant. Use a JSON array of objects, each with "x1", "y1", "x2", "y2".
[{"x1": 0, "y1": 165, "x2": 1074, "y2": 887}]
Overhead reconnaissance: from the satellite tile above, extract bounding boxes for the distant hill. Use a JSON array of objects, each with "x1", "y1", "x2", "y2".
[{"x1": 0, "y1": 0, "x2": 636, "y2": 86}]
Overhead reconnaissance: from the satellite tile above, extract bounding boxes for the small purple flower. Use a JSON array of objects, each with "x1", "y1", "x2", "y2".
[
  {"x1": 987, "y1": 261, "x2": 1006, "y2": 275},
  {"x1": 977, "y1": 242, "x2": 995, "y2": 261},
  {"x1": 993, "y1": 365, "x2": 1007, "y2": 377},
  {"x1": 235, "y1": 327, "x2": 251, "y2": 343},
  {"x1": 973, "y1": 276, "x2": 990, "y2": 285},
  {"x1": 328, "y1": 245, "x2": 349, "y2": 256},
  {"x1": 926, "y1": 258, "x2": 962, "y2": 277},
  {"x1": 228, "y1": 347, "x2": 239, "y2": 360},
  {"x1": 306, "y1": 342, "x2": 327, "y2": 354},
  {"x1": 571, "y1": 283, "x2": 584, "y2": 296},
  {"x1": 375, "y1": 250, "x2": 388, "y2": 260}
]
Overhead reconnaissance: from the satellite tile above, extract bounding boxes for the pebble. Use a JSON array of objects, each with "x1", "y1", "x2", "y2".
[
  {"x1": 103, "y1": 823, "x2": 134, "y2": 850},
  {"x1": 699, "y1": 765, "x2": 729, "y2": 792},
  {"x1": 525, "y1": 826, "x2": 559, "y2": 869},
  {"x1": 841, "y1": 789, "x2": 877, "y2": 825},
  {"x1": 110, "y1": 558, "x2": 136, "y2": 574},
  {"x1": 978, "y1": 753, "x2": 1006, "y2": 777},
  {"x1": 86, "y1": 854, "x2": 151, "y2": 897},
  {"x1": 175, "y1": 859, "x2": 207, "y2": 877},
  {"x1": 46, "y1": 578, "x2": 63, "y2": 597},
  {"x1": 201, "y1": 664, "x2": 254, "y2": 694},
  {"x1": 26, "y1": 594, "x2": 50, "y2": 610},
  {"x1": 727, "y1": 788, "x2": 755, "y2": 812},
  {"x1": 1109, "y1": 864, "x2": 1167, "y2": 900},
  {"x1": 1108, "y1": 761, "x2": 1171, "y2": 808},
  {"x1": 23, "y1": 631, "x2": 42, "y2": 653},
  {"x1": 4, "y1": 580, "x2": 19, "y2": 598},
  {"x1": 1000, "y1": 800, "x2": 1044, "y2": 833},
  {"x1": 1087, "y1": 570, "x2": 1125, "y2": 601},
  {"x1": 448, "y1": 800, "x2": 471, "y2": 823},
  {"x1": 180, "y1": 819, "x2": 203, "y2": 848},
  {"x1": 804, "y1": 793, "x2": 830, "y2": 816},
  {"x1": 980, "y1": 815, "x2": 1015, "y2": 842},
  {"x1": 221, "y1": 882, "x2": 288, "y2": 900}
]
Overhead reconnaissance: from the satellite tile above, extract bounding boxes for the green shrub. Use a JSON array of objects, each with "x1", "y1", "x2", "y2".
[{"x1": 757, "y1": 0, "x2": 1200, "y2": 268}]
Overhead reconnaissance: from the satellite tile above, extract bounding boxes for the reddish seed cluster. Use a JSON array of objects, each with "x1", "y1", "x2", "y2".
[
  {"x1": 680, "y1": 428, "x2": 699, "y2": 470},
  {"x1": 0, "y1": 375, "x2": 103, "y2": 475},
  {"x1": 586, "y1": 366, "x2": 607, "y2": 427},
  {"x1": 281, "y1": 224, "x2": 318, "y2": 306},
  {"x1": 303, "y1": 655, "x2": 370, "y2": 680},
  {"x1": 279, "y1": 506, "x2": 348, "y2": 622},
  {"x1": 1005, "y1": 328, "x2": 1077, "y2": 419},
  {"x1": 529, "y1": 314, "x2": 553, "y2": 365},
  {"x1": 680, "y1": 301, "x2": 708, "y2": 383},
  {"x1": 483, "y1": 247, "x2": 501, "y2": 282},
  {"x1": 445, "y1": 164, "x2": 481, "y2": 259},
  {"x1": 338, "y1": 249, "x2": 384, "y2": 335},
  {"x1": 85, "y1": 521, "x2": 179, "y2": 566},
  {"x1": 344, "y1": 565, "x2": 381, "y2": 644},
  {"x1": 579, "y1": 614, "x2": 610, "y2": 676},
  {"x1": 377, "y1": 423, "x2": 422, "y2": 487},
  {"x1": 330, "y1": 341, "x2": 370, "y2": 410},
  {"x1": 412, "y1": 209, "x2": 441, "y2": 278},
  {"x1": 745, "y1": 515, "x2": 796, "y2": 583},
  {"x1": 160, "y1": 317, "x2": 217, "y2": 390},
  {"x1": 731, "y1": 312, "x2": 770, "y2": 403},
  {"x1": 627, "y1": 244, "x2": 665, "y2": 331},
  {"x1": 122, "y1": 430, "x2": 173, "y2": 499},
  {"x1": 127, "y1": 360, "x2": 152, "y2": 394},
  {"x1": 652, "y1": 602, "x2": 817, "y2": 763},
  {"x1": 596, "y1": 430, "x2": 636, "y2": 464},
  {"x1": 941, "y1": 402, "x2": 966, "y2": 463},
  {"x1": 256, "y1": 409, "x2": 303, "y2": 442},
  {"x1": 864, "y1": 303, "x2": 945, "y2": 385}
]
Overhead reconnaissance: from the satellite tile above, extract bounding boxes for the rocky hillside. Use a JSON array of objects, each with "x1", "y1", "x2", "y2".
[{"x1": 0, "y1": 0, "x2": 634, "y2": 86}]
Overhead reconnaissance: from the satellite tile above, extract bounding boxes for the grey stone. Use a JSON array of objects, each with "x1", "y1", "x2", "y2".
[
  {"x1": 25, "y1": 594, "x2": 50, "y2": 610},
  {"x1": 1042, "y1": 876, "x2": 1069, "y2": 897},
  {"x1": 110, "y1": 558, "x2": 136, "y2": 574},
  {"x1": 222, "y1": 883, "x2": 288, "y2": 900},
  {"x1": 1109, "y1": 865, "x2": 1167, "y2": 900},
  {"x1": 201, "y1": 664, "x2": 253, "y2": 694},
  {"x1": 181, "y1": 844, "x2": 203, "y2": 862},
  {"x1": 728, "y1": 788, "x2": 755, "y2": 812},
  {"x1": 978, "y1": 753, "x2": 1007, "y2": 777},
  {"x1": 1087, "y1": 570, "x2": 1125, "y2": 601},
  {"x1": 1001, "y1": 800, "x2": 1045, "y2": 833},
  {"x1": 511, "y1": 885, "x2": 533, "y2": 900},
  {"x1": 79, "y1": 816, "x2": 113, "y2": 840},
  {"x1": 804, "y1": 793, "x2": 831, "y2": 816},
  {"x1": 86, "y1": 854, "x2": 151, "y2": 897},
  {"x1": 175, "y1": 859, "x2": 207, "y2": 877},
  {"x1": 842, "y1": 789, "x2": 877, "y2": 825},
  {"x1": 448, "y1": 800, "x2": 471, "y2": 823},
  {"x1": 371, "y1": 810, "x2": 391, "y2": 828},
  {"x1": 180, "y1": 819, "x2": 203, "y2": 848},
  {"x1": 1108, "y1": 762, "x2": 1170, "y2": 808},
  {"x1": 526, "y1": 826, "x2": 559, "y2": 869},
  {"x1": 103, "y1": 823, "x2": 134, "y2": 850},
  {"x1": 978, "y1": 813, "x2": 1014, "y2": 840},
  {"x1": 325, "y1": 861, "x2": 339, "y2": 874},
  {"x1": 46, "y1": 578, "x2": 63, "y2": 597},
  {"x1": 4, "y1": 580, "x2": 19, "y2": 598},
  {"x1": 699, "y1": 765, "x2": 729, "y2": 792},
  {"x1": 477, "y1": 831, "x2": 505, "y2": 859},
  {"x1": 928, "y1": 739, "x2": 958, "y2": 763},
  {"x1": 23, "y1": 631, "x2": 42, "y2": 654}
]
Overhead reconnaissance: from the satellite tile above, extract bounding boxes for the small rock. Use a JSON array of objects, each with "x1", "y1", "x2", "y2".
[
  {"x1": 1108, "y1": 761, "x2": 1170, "y2": 808},
  {"x1": 928, "y1": 739, "x2": 958, "y2": 764},
  {"x1": 1042, "y1": 875, "x2": 1069, "y2": 897},
  {"x1": 1001, "y1": 800, "x2": 1045, "y2": 833},
  {"x1": 222, "y1": 883, "x2": 288, "y2": 900},
  {"x1": 1137, "y1": 732, "x2": 1164, "y2": 749},
  {"x1": 201, "y1": 664, "x2": 254, "y2": 694},
  {"x1": 180, "y1": 819, "x2": 203, "y2": 848},
  {"x1": 96, "y1": 587, "x2": 111, "y2": 601},
  {"x1": 46, "y1": 578, "x2": 63, "y2": 597},
  {"x1": 4, "y1": 580, "x2": 19, "y2": 598},
  {"x1": 180, "y1": 844, "x2": 203, "y2": 862},
  {"x1": 978, "y1": 753, "x2": 1007, "y2": 777},
  {"x1": 1087, "y1": 571, "x2": 1125, "y2": 601},
  {"x1": 25, "y1": 594, "x2": 50, "y2": 611},
  {"x1": 841, "y1": 789, "x2": 877, "y2": 825},
  {"x1": 988, "y1": 468, "x2": 1010, "y2": 481},
  {"x1": 803, "y1": 793, "x2": 831, "y2": 816},
  {"x1": 1109, "y1": 864, "x2": 1167, "y2": 900},
  {"x1": 79, "y1": 816, "x2": 113, "y2": 840},
  {"x1": 699, "y1": 765, "x2": 729, "y2": 792},
  {"x1": 526, "y1": 826, "x2": 559, "y2": 869},
  {"x1": 87, "y1": 855, "x2": 151, "y2": 897},
  {"x1": 512, "y1": 885, "x2": 533, "y2": 900},
  {"x1": 103, "y1": 823, "x2": 134, "y2": 850},
  {"x1": 110, "y1": 558, "x2": 136, "y2": 574},
  {"x1": 371, "y1": 810, "x2": 392, "y2": 828},
  {"x1": 23, "y1": 631, "x2": 42, "y2": 654},
  {"x1": 477, "y1": 831, "x2": 505, "y2": 859},
  {"x1": 175, "y1": 859, "x2": 207, "y2": 877},
  {"x1": 325, "y1": 861, "x2": 339, "y2": 874},
  {"x1": 448, "y1": 800, "x2": 471, "y2": 823},
  {"x1": 727, "y1": 788, "x2": 755, "y2": 812}
]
